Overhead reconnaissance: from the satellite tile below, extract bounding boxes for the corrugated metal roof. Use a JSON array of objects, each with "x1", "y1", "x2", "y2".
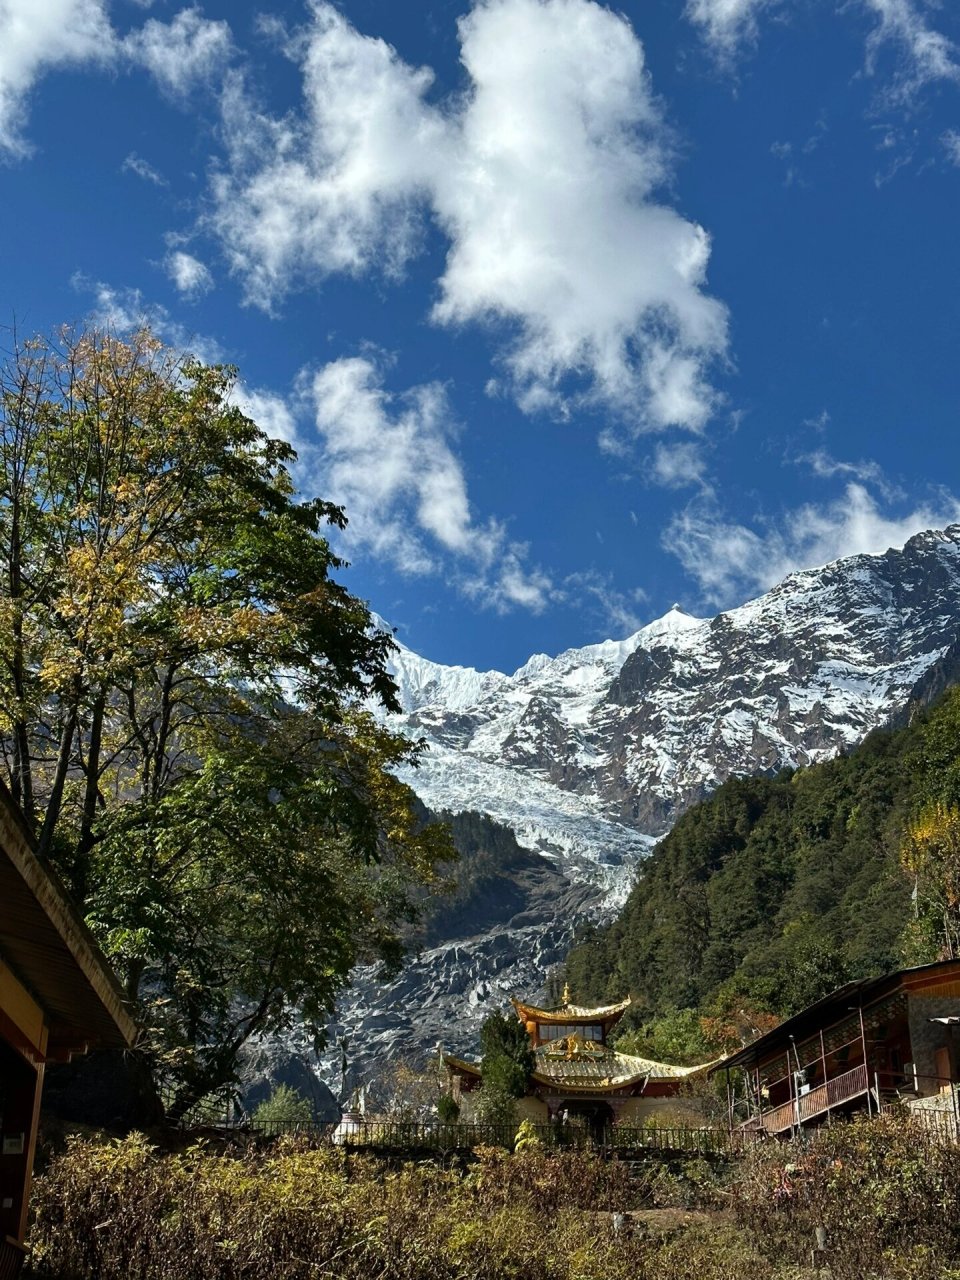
[{"x1": 711, "y1": 960, "x2": 960, "y2": 1073}]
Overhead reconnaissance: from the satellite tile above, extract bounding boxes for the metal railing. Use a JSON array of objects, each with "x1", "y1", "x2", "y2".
[{"x1": 230, "y1": 1117, "x2": 748, "y2": 1155}]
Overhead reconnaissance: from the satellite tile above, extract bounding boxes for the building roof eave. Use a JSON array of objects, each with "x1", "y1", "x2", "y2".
[
  {"x1": 709, "y1": 959, "x2": 960, "y2": 1074},
  {"x1": 0, "y1": 782, "x2": 137, "y2": 1055},
  {"x1": 511, "y1": 996, "x2": 632, "y2": 1026},
  {"x1": 442, "y1": 1053, "x2": 482, "y2": 1078}
]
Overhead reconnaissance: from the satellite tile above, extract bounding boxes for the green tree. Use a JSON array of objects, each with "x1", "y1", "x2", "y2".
[
  {"x1": 901, "y1": 803, "x2": 960, "y2": 961},
  {"x1": 475, "y1": 1009, "x2": 534, "y2": 1124},
  {"x1": 252, "y1": 1084, "x2": 313, "y2": 1133},
  {"x1": 0, "y1": 325, "x2": 453, "y2": 1119},
  {"x1": 614, "y1": 1006, "x2": 712, "y2": 1066}
]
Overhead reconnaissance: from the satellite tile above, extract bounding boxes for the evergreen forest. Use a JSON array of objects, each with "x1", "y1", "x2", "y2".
[{"x1": 566, "y1": 682, "x2": 960, "y2": 1061}]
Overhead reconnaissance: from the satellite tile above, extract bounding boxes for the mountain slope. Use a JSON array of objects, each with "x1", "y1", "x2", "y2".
[
  {"x1": 383, "y1": 527, "x2": 960, "y2": 850},
  {"x1": 566, "y1": 676, "x2": 960, "y2": 1057},
  {"x1": 317, "y1": 526, "x2": 960, "y2": 1084}
]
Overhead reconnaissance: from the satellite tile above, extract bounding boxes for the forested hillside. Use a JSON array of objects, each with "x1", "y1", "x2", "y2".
[{"x1": 566, "y1": 684, "x2": 960, "y2": 1060}]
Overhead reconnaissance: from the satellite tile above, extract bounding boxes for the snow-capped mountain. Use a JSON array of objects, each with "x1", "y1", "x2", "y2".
[
  {"x1": 383, "y1": 526, "x2": 960, "y2": 866},
  {"x1": 317, "y1": 527, "x2": 960, "y2": 1089}
]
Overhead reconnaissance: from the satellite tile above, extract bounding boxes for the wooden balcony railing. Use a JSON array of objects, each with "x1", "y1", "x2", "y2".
[
  {"x1": 751, "y1": 1063, "x2": 869, "y2": 1135},
  {"x1": 0, "y1": 1236, "x2": 27, "y2": 1280}
]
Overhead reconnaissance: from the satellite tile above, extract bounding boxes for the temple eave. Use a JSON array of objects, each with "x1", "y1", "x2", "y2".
[
  {"x1": 530, "y1": 1071, "x2": 648, "y2": 1092},
  {"x1": 511, "y1": 996, "x2": 631, "y2": 1025}
]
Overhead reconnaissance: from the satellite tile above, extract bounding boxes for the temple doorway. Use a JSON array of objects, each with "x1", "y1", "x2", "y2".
[{"x1": 561, "y1": 1099, "x2": 615, "y2": 1140}]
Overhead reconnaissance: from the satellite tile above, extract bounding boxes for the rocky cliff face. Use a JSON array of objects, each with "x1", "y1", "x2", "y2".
[{"x1": 311, "y1": 527, "x2": 960, "y2": 1093}]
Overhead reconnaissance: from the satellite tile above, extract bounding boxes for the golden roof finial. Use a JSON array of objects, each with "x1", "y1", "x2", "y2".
[{"x1": 562, "y1": 982, "x2": 571, "y2": 1006}]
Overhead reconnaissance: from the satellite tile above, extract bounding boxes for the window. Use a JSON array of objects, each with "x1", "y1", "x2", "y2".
[{"x1": 538, "y1": 1023, "x2": 603, "y2": 1042}]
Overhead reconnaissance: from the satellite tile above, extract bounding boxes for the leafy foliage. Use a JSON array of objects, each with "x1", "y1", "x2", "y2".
[
  {"x1": 479, "y1": 1009, "x2": 535, "y2": 1097},
  {"x1": 29, "y1": 1134, "x2": 765, "y2": 1280},
  {"x1": 901, "y1": 803, "x2": 960, "y2": 961},
  {"x1": 37, "y1": 1119, "x2": 960, "y2": 1280},
  {"x1": 474, "y1": 1009, "x2": 535, "y2": 1125},
  {"x1": 0, "y1": 326, "x2": 453, "y2": 1117},
  {"x1": 251, "y1": 1085, "x2": 313, "y2": 1132},
  {"x1": 736, "y1": 1111, "x2": 960, "y2": 1280}
]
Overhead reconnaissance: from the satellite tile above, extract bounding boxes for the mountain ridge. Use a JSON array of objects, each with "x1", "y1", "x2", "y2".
[{"x1": 313, "y1": 525, "x2": 960, "y2": 1086}]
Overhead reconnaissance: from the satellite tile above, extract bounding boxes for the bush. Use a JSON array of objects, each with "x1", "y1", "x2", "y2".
[
  {"x1": 27, "y1": 1133, "x2": 753, "y2": 1280},
  {"x1": 735, "y1": 1111, "x2": 960, "y2": 1280},
  {"x1": 28, "y1": 1115, "x2": 960, "y2": 1280},
  {"x1": 436, "y1": 1093, "x2": 459, "y2": 1124},
  {"x1": 251, "y1": 1084, "x2": 314, "y2": 1133}
]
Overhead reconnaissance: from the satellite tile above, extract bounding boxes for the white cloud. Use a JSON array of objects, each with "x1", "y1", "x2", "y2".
[
  {"x1": 943, "y1": 128, "x2": 960, "y2": 164},
  {"x1": 563, "y1": 570, "x2": 649, "y2": 634},
  {"x1": 310, "y1": 356, "x2": 555, "y2": 611},
  {"x1": 122, "y1": 151, "x2": 167, "y2": 185},
  {"x1": 0, "y1": 0, "x2": 115, "y2": 156},
  {"x1": 74, "y1": 275, "x2": 226, "y2": 365},
  {"x1": 209, "y1": 0, "x2": 728, "y2": 433},
  {"x1": 124, "y1": 7, "x2": 233, "y2": 99},
  {"x1": 797, "y1": 448, "x2": 898, "y2": 497},
  {"x1": 665, "y1": 483, "x2": 960, "y2": 604},
  {"x1": 79, "y1": 277, "x2": 168, "y2": 334},
  {"x1": 165, "y1": 250, "x2": 214, "y2": 298},
  {"x1": 863, "y1": 0, "x2": 960, "y2": 102},
  {"x1": 685, "y1": 0, "x2": 774, "y2": 55},
  {"x1": 228, "y1": 384, "x2": 323, "y2": 471},
  {"x1": 0, "y1": 3, "x2": 233, "y2": 157},
  {"x1": 74, "y1": 277, "x2": 560, "y2": 615},
  {"x1": 650, "y1": 440, "x2": 710, "y2": 489},
  {"x1": 688, "y1": 0, "x2": 960, "y2": 101}
]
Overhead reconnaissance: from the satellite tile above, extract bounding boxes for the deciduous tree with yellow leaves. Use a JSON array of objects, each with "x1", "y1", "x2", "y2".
[
  {"x1": 0, "y1": 326, "x2": 452, "y2": 1119},
  {"x1": 901, "y1": 802, "x2": 960, "y2": 963}
]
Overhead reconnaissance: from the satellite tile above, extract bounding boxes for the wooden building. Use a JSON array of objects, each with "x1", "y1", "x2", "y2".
[
  {"x1": 0, "y1": 785, "x2": 137, "y2": 1277},
  {"x1": 713, "y1": 961, "x2": 960, "y2": 1137},
  {"x1": 446, "y1": 990, "x2": 711, "y2": 1133}
]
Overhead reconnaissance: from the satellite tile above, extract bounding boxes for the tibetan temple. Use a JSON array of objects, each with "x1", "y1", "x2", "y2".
[{"x1": 445, "y1": 989, "x2": 711, "y2": 1131}]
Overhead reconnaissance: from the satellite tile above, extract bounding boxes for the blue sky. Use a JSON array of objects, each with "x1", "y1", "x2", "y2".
[{"x1": 2, "y1": 0, "x2": 960, "y2": 672}]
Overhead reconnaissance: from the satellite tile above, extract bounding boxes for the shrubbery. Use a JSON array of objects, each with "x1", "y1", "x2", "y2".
[
  {"x1": 736, "y1": 1111, "x2": 960, "y2": 1280},
  {"x1": 250, "y1": 1085, "x2": 314, "y2": 1133},
  {"x1": 27, "y1": 1115, "x2": 960, "y2": 1280},
  {"x1": 28, "y1": 1134, "x2": 751, "y2": 1280}
]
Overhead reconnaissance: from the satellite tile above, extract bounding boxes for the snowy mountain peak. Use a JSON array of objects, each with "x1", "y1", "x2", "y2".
[
  {"x1": 382, "y1": 525, "x2": 960, "y2": 843},
  {"x1": 328, "y1": 525, "x2": 960, "y2": 1074},
  {"x1": 638, "y1": 604, "x2": 703, "y2": 642}
]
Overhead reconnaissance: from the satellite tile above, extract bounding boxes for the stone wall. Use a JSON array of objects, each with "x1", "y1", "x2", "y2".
[{"x1": 906, "y1": 996, "x2": 960, "y2": 1096}]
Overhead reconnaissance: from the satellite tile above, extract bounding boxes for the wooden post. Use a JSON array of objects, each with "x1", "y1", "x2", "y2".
[
  {"x1": 0, "y1": 1046, "x2": 44, "y2": 1247},
  {"x1": 819, "y1": 1029, "x2": 831, "y2": 1125},
  {"x1": 859, "y1": 1006, "x2": 872, "y2": 1118},
  {"x1": 786, "y1": 1050, "x2": 796, "y2": 1138}
]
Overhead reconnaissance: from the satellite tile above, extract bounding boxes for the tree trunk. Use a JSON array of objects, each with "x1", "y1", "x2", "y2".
[
  {"x1": 37, "y1": 705, "x2": 78, "y2": 859},
  {"x1": 76, "y1": 691, "x2": 106, "y2": 877}
]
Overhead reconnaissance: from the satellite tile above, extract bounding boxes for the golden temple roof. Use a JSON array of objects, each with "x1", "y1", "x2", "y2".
[
  {"x1": 511, "y1": 995, "x2": 631, "y2": 1026},
  {"x1": 444, "y1": 1038, "x2": 713, "y2": 1093},
  {"x1": 530, "y1": 1040, "x2": 708, "y2": 1091}
]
